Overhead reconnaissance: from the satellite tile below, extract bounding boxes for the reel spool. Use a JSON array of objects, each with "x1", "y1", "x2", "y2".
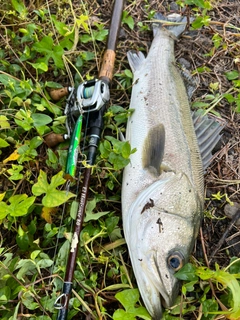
[{"x1": 72, "y1": 79, "x2": 110, "y2": 116}]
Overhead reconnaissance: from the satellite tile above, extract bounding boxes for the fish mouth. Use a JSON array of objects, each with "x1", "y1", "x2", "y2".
[
  {"x1": 143, "y1": 279, "x2": 179, "y2": 320},
  {"x1": 137, "y1": 255, "x2": 180, "y2": 319},
  {"x1": 136, "y1": 272, "x2": 177, "y2": 320}
]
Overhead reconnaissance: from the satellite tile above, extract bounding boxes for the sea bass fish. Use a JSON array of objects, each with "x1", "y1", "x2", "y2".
[{"x1": 121, "y1": 14, "x2": 222, "y2": 319}]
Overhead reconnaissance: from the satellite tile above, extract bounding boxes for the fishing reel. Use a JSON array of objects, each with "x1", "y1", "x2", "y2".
[
  {"x1": 64, "y1": 79, "x2": 110, "y2": 138},
  {"x1": 65, "y1": 79, "x2": 110, "y2": 119},
  {"x1": 75, "y1": 79, "x2": 110, "y2": 114},
  {"x1": 45, "y1": 79, "x2": 110, "y2": 147}
]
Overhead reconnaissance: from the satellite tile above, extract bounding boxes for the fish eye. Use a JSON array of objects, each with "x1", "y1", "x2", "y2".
[{"x1": 167, "y1": 252, "x2": 184, "y2": 271}]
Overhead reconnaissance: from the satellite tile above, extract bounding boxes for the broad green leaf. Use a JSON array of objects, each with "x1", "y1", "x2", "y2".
[
  {"x1": 37, "y1": 258, "x2": 53, "y2": 269},
  {"x1": 113, "y1": 310, "x2": 136, "y2": 320},
  {"x1": 32, "y1": 113, "x2": 52, "y2": 127},
  {"x1": 115, "y1": 289, "x2": 140, "y2": 310},
  {"x1": 79, "y1": 34, "x2": 92, "y2": 43},
  {"x1": 30, "y1": 250, "x2": 41, "y2": 260},
  {"x1": 51, "y1": 15, "x2": 70, "y2": 36},
  {"x1": 15, "y1": 109, "x2": 33, "y2": 131},
  {"x1": 0, "y1": 192, "x2": 6, "y2": 201},
  {"x1": 11, "y1": 0, "x2": 28, "y2": 17},
  {"x1": 0, "y1": 115, "x2": 10, "y2": 128},
  {"x1": 192, "y1": 15, "x2": 211, "y2": 29},
  {"x1": 84, "y1": 210, "x2": 109, "y2": 222},
  {"x1": 29, "y1": 62, "x2": 48, "y2": 71},
  {"x1": 84, "y1": 198, "x2": 109, "y2": 222},
  {"x1": 85, "y1": 198, "x2": 96, "y2": 213},
  {"x1": 0, "y1": 202, "x2": 9, "y2": 219},
  {"x1": 16, "y1": 259, "x2": 36, "y2": 280},
  {"x1": 32, "y1": 170, "x2": 75, "y2": 207},
  {"x1": 16, "y1": 230, "x2": 30, "y2": 251},
  {"x1": 0, "y1": 74, "x2": 16, "y2": 86},
  {"x1": 45, "y1": 81, "x2": 63, "y2": 89},
  {"x1": 114, "y1": 289, "x2": 151, "y2": 320},
  {"x1": 94, "y1": 29, "x2": 108, "y2": 42},
  {"x1": 202, "y1": 299, "x2": 218, "y2": 319},
  {"x1": 1, "y1": 195, "x2": 33, "y2": 220},
  {"x1": 8, "y1": 194, "x2": 36, "y2": 217},
  {"x1": 175, "y1": 263, "x2": 198, "y2": 281},
  {"x1": 184, "y1": 0, "x2": 205, "y2": 8},
  {"x1": 121, "y1": 142, "x2": 131, "y2": 159},
  {"x1": 122, "y1": 11, "x2": 134, "y2": 30},
  {"x1": 0, "y1": 138, "x2": 9, "y2": 148},
  {"x1": 70, "y1": 200, "x2": 79, "y2": 220},
  {"x1": 106, "y1": 216, "x2": 119, "y2": 235},
  {"x1": 81, "y1": 51, "x2": 95, "y2": 61},
  {"x1": 225, "y1": 70, "x2": 239, "y2": 80},
  {"x1": 229, "y1": 257, "x2": 240, "y2": 274},
  {"x1": 51, "y1": 45, "x2": 65, "y2": 68},
  {"x1": 131, "y1": 306, "x2": 151, "y2": 319},
  {"x1": 32, "y1": 36, "x2": 64, "y2": 69},
  {"x1": 109, "y1": 152, "x2": 129, "y2": 170},
  {"x1": 182, "y1": 280, "x2": 198, "y2": 293},
  {"x1": 22, "y1": 291, "x2": 39, "y2": 310},
  {"x1": 54, "y1": 240, "x2": 70, "y2": 271},
  {"x1": 32, "y1": 36, "x2": 53, "y2": 53},
  {"x1": 40, "y1": 97, "x2": 62, "y2": 115},
  {"x1": 99, "y1": 140, "x2": 111, "y2": 158},
  {"x1": 0, "y1": 286, "x2": 11, "y2": 302},
  {"x1": 8, "y1": 164, "x2": 24, "y2": 181}
]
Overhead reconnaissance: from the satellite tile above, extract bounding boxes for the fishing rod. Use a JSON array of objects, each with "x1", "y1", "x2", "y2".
[{"x1": 51, "y1": 1, "x2": 125, "y2": 319}]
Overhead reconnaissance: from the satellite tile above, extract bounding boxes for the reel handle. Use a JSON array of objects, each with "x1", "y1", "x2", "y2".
[
  {"x1": 44, "y1": 133, "x2": 65, "y2": 147},
  {"x1": 50, "y1": 87, "x2": 70, "y2": 101}
]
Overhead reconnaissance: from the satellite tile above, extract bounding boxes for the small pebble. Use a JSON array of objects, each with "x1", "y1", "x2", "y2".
[
  {"x1": 224, "y1": 202, "x2": 240, "y2": 226},
  {"x1": 170, "y1": 2, "x2": 179, "y2": 11}
]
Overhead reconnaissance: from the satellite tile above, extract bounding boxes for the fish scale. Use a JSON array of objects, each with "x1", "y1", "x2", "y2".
[{"x1": 122, "y1": 13, "x2": 222, "y2": 319}]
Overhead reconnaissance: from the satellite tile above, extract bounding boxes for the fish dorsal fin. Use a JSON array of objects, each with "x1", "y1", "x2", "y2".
[
  {"x1": 142, "y1": 124, "x2": 165, "y2": 176},
  {"x1": 192, "y1": 111, "x2": 225, "y2": 170}
]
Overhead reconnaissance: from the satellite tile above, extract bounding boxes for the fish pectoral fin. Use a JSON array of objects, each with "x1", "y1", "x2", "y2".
[
  {"x1": 192, "y1": 111, "x2": 225, "y2": 170},
  {"x1": 127, "y1": 50, "x2": 146, "y2": 73},
  {"x1": 142, "y1": 124, "x2": 165, "y2": 176}
]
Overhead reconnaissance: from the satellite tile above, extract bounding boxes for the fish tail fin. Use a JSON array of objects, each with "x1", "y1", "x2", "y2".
[
  {"x1": 152, "y1": 13, "x2": 191, "y2": 38},
  {"x1": 127, "y1": 51, "x2": 145, "y2": 73}
]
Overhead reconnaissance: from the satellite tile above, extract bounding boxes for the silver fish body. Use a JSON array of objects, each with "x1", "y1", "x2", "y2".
[{"x1": 122, "y1": 15, "x2": 204, "y2": 319}]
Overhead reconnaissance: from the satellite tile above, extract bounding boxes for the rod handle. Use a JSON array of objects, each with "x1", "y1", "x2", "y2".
[
  {"x1": 50, "y1": 87, "x2": 69, "y2": 101},
  {"x1": 98, "y1": 49, "x2": 116, "y2": 83},
  {"x1": 44, "y1": 133, "x2": 65, "y2": 147}
]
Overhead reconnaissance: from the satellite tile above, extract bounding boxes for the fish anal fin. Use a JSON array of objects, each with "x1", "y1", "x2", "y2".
[
  {"x1": 127, "y1": 51, "x2": 146, "y2": 73},
  {"x1": 142, "y1": 124, "x2": 165, "y2": 176}
]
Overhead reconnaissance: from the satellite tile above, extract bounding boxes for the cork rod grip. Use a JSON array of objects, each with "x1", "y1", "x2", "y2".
[{"x1": 98, "y1": 49, "x2": 116, "y2": 81}]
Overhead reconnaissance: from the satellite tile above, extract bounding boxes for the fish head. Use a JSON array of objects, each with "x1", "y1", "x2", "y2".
[{"x1": 125, "y1": 172, "x2": 203, "y2": 319}]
